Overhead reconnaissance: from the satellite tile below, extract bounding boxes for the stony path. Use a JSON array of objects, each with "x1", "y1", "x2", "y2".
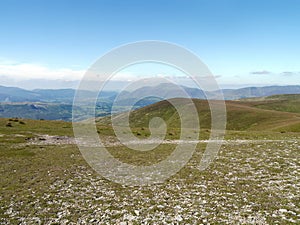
[{"x1": 24, "y1": 134, "x2": 299, "y2": 147}]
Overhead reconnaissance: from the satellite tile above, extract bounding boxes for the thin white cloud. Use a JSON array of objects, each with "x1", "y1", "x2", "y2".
[
  {"x1": 0, "y1": 60, "x2": 191, "y2": 83},
  {"x1": 281, "y1": 71, "x2": 299, "y2": 76},
  {"x1": 0, "y1": 60, "x2": 85, "y2": 81},
  {"x1": 250, "y1": 70, "x2": 272, "y2": 75}
]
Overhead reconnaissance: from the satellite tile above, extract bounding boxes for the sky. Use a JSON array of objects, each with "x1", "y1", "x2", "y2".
[{"x1": 0, "y1": 0, "x2": 299, "y2": 89}]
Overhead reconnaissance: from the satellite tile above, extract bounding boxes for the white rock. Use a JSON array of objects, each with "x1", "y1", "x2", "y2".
[
  {"x1": 279, "y1": 209, "x2": 288, "y2": 213},
  {"x1": 124, "y1": 214, "x2": 135, "y2": 221},
  {"x1": 175, "y1": 214, "x2": 183, "y2": 222}
]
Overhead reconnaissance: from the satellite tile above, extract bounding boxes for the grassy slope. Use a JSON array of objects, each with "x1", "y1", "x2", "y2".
[
  {"x1": 237, "y1": 94, "x2": 300, "y2": 113},
  {"x1": 0, "y1": 118, "x2": 73, "y2": 136},
  {"x1": 236, "y1": 94, "x2": 300, "y2": 132},
  {"x1": 119, "y1": 97, "x2": 300, "y2": 133}
]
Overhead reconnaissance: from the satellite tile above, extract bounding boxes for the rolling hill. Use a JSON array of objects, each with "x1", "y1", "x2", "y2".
[
  {"x1": 236, "y1": 94, "x2": 300, "y2": 113},
  {"x1": 219, "y1": 85, "x2": 300, "y2": 99},
  {"x1": 101, "y1": 95, "x2": 300, "y2": 132}
]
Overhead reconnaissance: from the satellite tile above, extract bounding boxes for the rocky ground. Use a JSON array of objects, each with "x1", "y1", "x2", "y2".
[{"x1": 1, "y1": 133, "x2": 299, "y2": 224}]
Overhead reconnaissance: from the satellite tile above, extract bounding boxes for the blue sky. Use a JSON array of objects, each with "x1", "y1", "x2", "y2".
[{"x1": 0, "y1": 0, "x2": 299, "y2": 88}]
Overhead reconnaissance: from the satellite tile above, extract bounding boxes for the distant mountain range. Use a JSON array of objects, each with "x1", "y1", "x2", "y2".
[
  {"x1": 125, "y1": 83, "x2": 300, "y2": 100},
  {"x1": 1, "y1": 84, "x2": 300, "y2": 103},
  {"x1": 0, "y1": 85, "x2": 116, "y2": 103},
  {"x1": 0, "y1": 84, "x2": 300, "y2": 121}
]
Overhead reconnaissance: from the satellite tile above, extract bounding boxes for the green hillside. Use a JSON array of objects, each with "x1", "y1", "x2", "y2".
[
  {"x1": 238, "y1": 94, "x2": 300, "y2": 114},
  {"x1": 101, "y1": 96, "x2": 300, "y2": 133}
]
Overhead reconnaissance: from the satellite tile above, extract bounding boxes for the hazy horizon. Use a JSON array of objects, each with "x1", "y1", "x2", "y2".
[{"x1": 1, "y1": 76, "x2": 299, "y2": 91}]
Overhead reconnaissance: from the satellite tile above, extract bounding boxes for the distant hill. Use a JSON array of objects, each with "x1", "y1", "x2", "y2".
[
  {"x1": 117, "y1": 83, "x2": 205, "y2": 100},
  {"x1": 0, "y1": 85, "x2": 117, "y2": 103},
  {"x1": 0, "y1": 102, "x2": 113, "y2": 121},
  {"x1": 0, "y1": 102, "x2": 74, "y2": 121},
  {"x1": 0, "y1": 85, "x2": 41, "y2": 102},
  {"x1": 33, "y1": 89, "x2": 77, "y2": 103},
  {"x1": 112, "y1": 84, "x2": 300, "y2": 101},
  {"x1": 219, "y1": 85, "x2": 300, "y2": 100},
  {"x1": 235, "y1": 94, "x2": 300, "y2": 114}
]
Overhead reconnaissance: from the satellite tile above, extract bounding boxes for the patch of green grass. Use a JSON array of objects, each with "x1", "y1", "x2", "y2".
[
  {"x1": 273, "y1": 122, "x2": 300, "y2": 132},
  {"x1": 241, "y1": 94, "x2": 300, "y2": 113},
  {"x1": 0, "y1": 118, "x2": 74, "y2": 136}
]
